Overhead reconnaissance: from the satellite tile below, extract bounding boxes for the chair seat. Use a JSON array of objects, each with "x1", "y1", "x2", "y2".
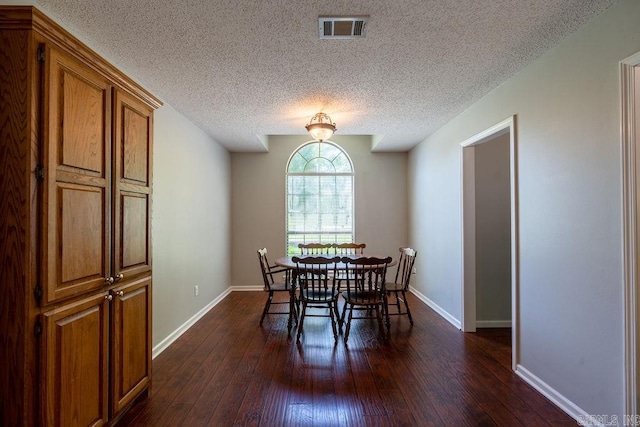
[
  {"x1": 382, "y1": 282, "x2": 404, "y2": 292},
  {"x1": 302, "y1": 289, "x2": 339, "y2": 302},
  {"x1": 342, "y1": 290, "x2": 382, "y2": 304},
  {"x1": 266, "y1": 281, "x2": 290, "y2": 292}
]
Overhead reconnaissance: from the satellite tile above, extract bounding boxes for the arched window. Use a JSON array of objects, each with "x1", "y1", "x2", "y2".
[{"x1": 286, "y1": 141, "x2": 354, "y2": 255}]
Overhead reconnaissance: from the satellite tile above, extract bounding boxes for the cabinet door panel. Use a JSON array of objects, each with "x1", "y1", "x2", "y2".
[
  {"x1": 121, "y1": 192, "x2": 148, "y2": 268},
  {"x1": 110, "y1": 276, "x2": 151, "y2": 415},
  {"x1": 113, "y1": 89, "x2": 152, "y2": 278},
  {"x1": 46, "y1": 45, "x2": 110, "y2": 178},
  {"x1": 45, "y1": 182, "x2": 108, "y2": 303},
  {"x1": 61, "y1": 70, "x2": 106, "y2": 174},
  {"x1": 42, "y1": 44, "x2": 111, "y2": 304},
  {"x1": 122, "y1": 105, "x2": 149, "y2": 184},
  {"x1": 59, "y1": 184, "x2": 104, "y2": 283},
  {"x1": 42, "y1": 292, "x2": 109, "y2": 427}
]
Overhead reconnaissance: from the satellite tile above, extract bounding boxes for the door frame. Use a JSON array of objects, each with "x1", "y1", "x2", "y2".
[
  {"x1": 460, "y1": 116, "x2": 518, "y2": 371},
  {"x1": 621, "y1": 50, "x2": 640, "y2": 418}
]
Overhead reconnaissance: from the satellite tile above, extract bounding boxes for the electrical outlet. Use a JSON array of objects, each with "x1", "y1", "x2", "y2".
[
  {"x1": 194, "y1": 285, "x2": 199, "y2": 296},
  {"x1": 412, "y1": 267, "x2": 417, "y2": 274}
]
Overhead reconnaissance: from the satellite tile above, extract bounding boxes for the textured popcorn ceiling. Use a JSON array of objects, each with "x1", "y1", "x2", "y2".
[{"x1": 36, "y1": 0, "x2": 615, "y2": 152}]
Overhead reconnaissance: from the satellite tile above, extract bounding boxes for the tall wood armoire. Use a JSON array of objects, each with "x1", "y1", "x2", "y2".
[{"x1": 0, "y1": 6, "x2": 161, "y2": 426}]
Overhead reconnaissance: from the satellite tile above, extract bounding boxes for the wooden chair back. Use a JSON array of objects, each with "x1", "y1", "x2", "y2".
[
  {"x1": 393, "y1": 247, "x2": 417, "y2": 291},
  {"x1": 342, "y1": 256, "x2": 392, "y2": 303},
  {"x1": 257, "y1": 248, "x2": 273, "y2": 288},
  {"x1": 257, "y1": 247, "x2": 290, "y2": 290},
  {"x1": 298, "y1": 243, "x2": 334, "y2": 255},
  {"x1": 291, "y1": 256, "x2": 340, "y2": 300},
  {"x1": 333, "y1": 243, "x2": 366, "y2": 255}
]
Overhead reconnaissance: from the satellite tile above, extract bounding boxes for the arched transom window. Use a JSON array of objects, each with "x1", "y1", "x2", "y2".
[{"x1": 286, "y1": 141, "x2": 354, "y2": 255}]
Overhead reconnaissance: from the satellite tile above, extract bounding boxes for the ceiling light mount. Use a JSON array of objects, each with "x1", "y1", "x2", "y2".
[{"x1": 305, "y1": 113, "x2": 336, "y2": 141}]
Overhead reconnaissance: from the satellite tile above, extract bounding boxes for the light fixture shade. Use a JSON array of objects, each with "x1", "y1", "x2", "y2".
[{"x1": 305, "y1": 112, "x2": 336, "y2": 141}]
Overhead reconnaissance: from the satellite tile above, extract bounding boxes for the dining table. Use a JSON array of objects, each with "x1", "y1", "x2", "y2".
[{"x1": 274, "y1": 254, "x2": 397, "y2": 334}]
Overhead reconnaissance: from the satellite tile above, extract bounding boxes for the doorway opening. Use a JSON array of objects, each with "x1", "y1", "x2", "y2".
[
  {"x1": 621, "y1": 50, "x2": 640, "y2": 418},
  {"x1": 460, "y1": 116, "x2": 518, "y2": 371}
]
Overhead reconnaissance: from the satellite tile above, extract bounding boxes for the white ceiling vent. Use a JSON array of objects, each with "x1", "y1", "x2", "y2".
[{"x1": 319, "y1": 16, "x2": 369, "y2": 39}]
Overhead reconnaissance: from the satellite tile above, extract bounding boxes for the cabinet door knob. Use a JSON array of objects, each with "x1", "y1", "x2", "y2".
[
  {"x1": 115, "y1": 273, "x2": 124, "y2": 282},
  {"x1": 104, "y1": 294, "x2": 113, "y2": 301},
  {"x1": 105, "y1": 276, "x2": 114, "y2": 285},
  {"x1": 113, "y1": 290, "x2": 124, "y2": 297}
]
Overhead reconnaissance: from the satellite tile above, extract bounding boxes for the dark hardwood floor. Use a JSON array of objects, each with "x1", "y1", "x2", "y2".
[{"x1": 118, "y1": 291, "x2": 576, "y2": 426}]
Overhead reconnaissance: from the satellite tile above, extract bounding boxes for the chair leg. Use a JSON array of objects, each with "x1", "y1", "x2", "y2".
[
  {"x1": 340, "y1": 302, "x2": 347, "y2": 327},
  {"x1": 291, "y1": 292, "x2": 299, "y2": 325},
  {"x1": 297, "y1": 300, "x2": 307, "y2": 341},
  {"x1": 287, "y1": 292, "x2": 295, "y2": 334},
  {"x1": 344, "y1": 305, "x2": 354, "y2": 344},
  {"x1": 375, "y1": 304, "x2": 385, "y2": 335},
  {"x1": 260, "y1": 291, "x2": 273, "y2": 325},
  {"x1": 402, "y1": 290, "x2": 414, "y2": 325},
  {"x1": 334, "y1": 299, "x2": 343, "y2": 331},
  {"x1": 383, "y1": 295, "x2": 391, "y2": 332},
  {"x1": 329, "y1": 302, "x2": 338, "y2": 342}
]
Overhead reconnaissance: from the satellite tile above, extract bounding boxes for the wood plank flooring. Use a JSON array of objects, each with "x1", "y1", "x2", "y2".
[{"x1": 118, "y1": 291, "x2": 576, "y2": 426}]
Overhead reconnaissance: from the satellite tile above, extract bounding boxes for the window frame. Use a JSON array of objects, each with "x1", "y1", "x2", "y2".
[{"x1": 285, "y1": 140, "x2": 355, "y2": 255}]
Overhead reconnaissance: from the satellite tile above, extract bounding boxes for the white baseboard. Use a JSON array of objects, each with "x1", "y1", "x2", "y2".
[
  {"x1": 229, "y1": 285, "x2": 263, "y2": 291},
  {"x1": 515, "y1": 364, "x2": 590, "y2": 425},
  {"x1": 409, "y1": 286, "x2": 462, "y2": 329},
  {"x1": 476, "y1": 320, "x2": 512, "y2": 328},
  {"x1": 152, "y1": 287, "x2": 233, "y2": 359}
]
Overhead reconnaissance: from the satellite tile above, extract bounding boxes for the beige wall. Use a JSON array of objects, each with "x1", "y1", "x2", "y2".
[
  {"x1": 153, "y1": 104, "x2": 231, "y2": 346},
  {"x1": 231, "y1": 135, "x2": 408, "y2": 287},
  {"x1": 474, "y1": 133, "x2": 511, "y2": 324},
  {"x1": 408, "y1": 0, "x2": 639, "y2": 419}
]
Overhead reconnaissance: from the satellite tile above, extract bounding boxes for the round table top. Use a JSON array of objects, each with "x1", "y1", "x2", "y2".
[{"x1": 275, "y1": 254, "x2": 396, "y2": 270}]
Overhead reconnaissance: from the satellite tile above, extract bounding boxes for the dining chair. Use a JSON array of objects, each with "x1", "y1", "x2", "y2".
[
  {"x1": 333, "y1": 243, "x2": 366, "y2": 290},
  {"x1": 298, "y1": 243, "x2": 334, "y2": 255},
  {"x1": 333, "y1": 242, "x2": 366, "y2": 255},
  {"x1": 292, "y1": 255, "x2": 341, "y2": 342},
  {"x1": 340, "y1": 256, "x2": 392, "y2": 344},
  {"x1": 257, "y1": 248, "x2": 296, "y2": 326},
  {"x1": 381, "y1": 247, "x2": 417, "y2": 328}
]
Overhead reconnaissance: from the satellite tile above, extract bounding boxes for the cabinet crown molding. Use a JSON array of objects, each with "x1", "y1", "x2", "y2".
[{"x1": 0, "y1": 5, "x2": 163, "y2": 109}]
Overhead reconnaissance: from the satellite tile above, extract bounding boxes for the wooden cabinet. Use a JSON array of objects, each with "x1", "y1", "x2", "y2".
[
  {"x1": 42, "y1": 43, "x2": 112, "y2": 305},
  {"x1": 41, "y1": 292, "x2": 111, "y2": 427},
  {"x1": 0, "y1": 6, "x2": 161, "y2": 426},
  {"x1": 113, "y1": 89, "x2": 153, "y2": 281},
  {"x1": 110, "y1": 277, "x2": 152, "y2": 415}
]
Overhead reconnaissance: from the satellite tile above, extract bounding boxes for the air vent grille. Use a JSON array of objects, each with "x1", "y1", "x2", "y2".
[
  {"x1": 323, "y1": 21, "x2": 332, "y2": 37},
  {"x1": 353, "y1": 20, "x2": 364, "y2": 36},
  {"x1": 319, "y1": 16, "x2": 369, "y2": 39}
]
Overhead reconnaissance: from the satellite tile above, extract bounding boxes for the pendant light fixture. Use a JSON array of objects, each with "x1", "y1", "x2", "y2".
[{"x1": 305, "y1": 112, "x2": 336, "y2": 141}]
